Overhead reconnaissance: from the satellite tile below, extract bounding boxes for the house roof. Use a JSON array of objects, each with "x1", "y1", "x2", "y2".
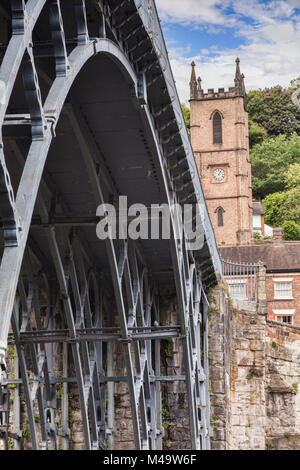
[
  {"x1": 252, "y1": 202, "x2": 265, "y2": 215},
  {"x1": 219, "y1": 242, "x2": 300, "y2": 273}
]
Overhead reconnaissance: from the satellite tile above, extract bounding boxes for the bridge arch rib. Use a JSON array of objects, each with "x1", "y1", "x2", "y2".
[{"x1": 0, "y1": 0, "x2": 220, "y2": 450}]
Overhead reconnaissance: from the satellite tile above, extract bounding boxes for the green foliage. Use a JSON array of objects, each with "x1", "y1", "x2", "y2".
[
  {"x1": 285, "y1": 163, "x2": 300, "y2": 189},
  {"x1": 246, "y1": 366, "x2": 263, "y2": 380},
  {"x1": 265, "y1": 440, "x2": 275, "y2": 450},
  {"x1": 253, "y1": 231, "x2": 261, "y2": 240},
  {"x1": 282, "y1": 187, "x2": 300, "y2": 222},
  {"x1": 210, "y1": 414, "x2": 217, "y2": 430},
  {"x1": 68, "y1": 411, "x2": 74, "y2": 426},
  {"x1": 161, "y1": 408, "x2": 173, "y2": 421},
  {"x1": 282, "y1": 220, "x2": 300, "y2": 241},
  {"x1": 248, "y1": 119, "x2": 268, "y2": 148},
  {"x1": 165, "y1": 440, "x2": 171, "y2": 449},
  {"x1": 21, "y1": 427, "x2": 30, "y2": 439},
  {"x1": 7, "y1": 346, "x2": 15, "y2": 360},
  {"x1": 264, "y1": 192, "x2": 289, "y2": 227},
  {"x1": 253, "y1": 231, "x2": 273, "y2": 244},
  {"x1": 181, "y1": 103, "x2": 190, "y2": 133},
  {"x1": 7, "y1": 437, "x2": 14, "y2": 450},
  {"x1": 161, "y1": 408, "x2": 173, "y2": 431},
  {"x1": 57, "y1": 383, "x2": 63, "y2": 399},
  {"x1": 164, "y1": 339, "x2": 173, "y2": 358},
  {"x1": 247, "y1": 86, "x2": 300, "y2": 138},
  {"x1": 251, "y1": 134, "x2": 300, "y2": 199},
  {"x1": 248, "y1": 82, "x2": 300, "y2": 231},
  {"x1": 272, "y1": 340, "x2": 277, "y2": 348},
  {"x1": 263, "y1": 165, "x2": 300, "y2": 240}
]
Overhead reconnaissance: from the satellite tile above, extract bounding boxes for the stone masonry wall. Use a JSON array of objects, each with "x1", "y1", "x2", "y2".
[
  {"x1": 206, "y1": 283, "x2": 231, "y2": 450},
  {"x1": 208, "y1": 282, "x2": 267, "y2": 449},
  {"x1": 159, "y1": 290, "x2": 191, "y2": 450},
  {"x1": 3, "y1": 269, "x2": 300, "y2": 450},
  {"x1": 265, "y1": 321, "x2": 300, "y2": 450},
  {"x1": 208, "y1": 266, "x2": 300, "y2": 450}
]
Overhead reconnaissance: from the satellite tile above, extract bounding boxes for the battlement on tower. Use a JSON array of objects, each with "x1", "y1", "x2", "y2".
[
  {"x1": 193, "y1": 86, "x2": 241, "y2": 101},
  {"x1": 189, "y1": 58, "x2": 246, "y2": 104}
]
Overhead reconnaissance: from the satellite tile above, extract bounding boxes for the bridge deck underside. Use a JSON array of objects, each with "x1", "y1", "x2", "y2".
[
  {"x1": 0, "y1": 0, "x2": 217, "y2": 451},
  {"x1": 4, "y1": 53, "x2": 173, "y2": 282}
]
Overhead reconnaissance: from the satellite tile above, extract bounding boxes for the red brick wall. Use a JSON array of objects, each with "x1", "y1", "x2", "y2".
[
  {"x1": 190, "y1": 92, "x2": 252, "y2": 246},
  {"x1": 266, "y1": 273, "x2": 300, "y2": 327}
]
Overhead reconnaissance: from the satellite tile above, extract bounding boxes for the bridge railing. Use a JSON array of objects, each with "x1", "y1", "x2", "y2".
[{"x1": 221, "y1": 257, "x2": 260, "y2": 301}]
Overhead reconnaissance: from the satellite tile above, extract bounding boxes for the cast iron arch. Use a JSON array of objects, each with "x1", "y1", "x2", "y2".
[{"x1": 0, "y1": 0, "x2": 219, "y2": 451}]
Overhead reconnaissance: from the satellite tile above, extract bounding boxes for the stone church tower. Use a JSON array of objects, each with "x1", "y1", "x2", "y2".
[{"x1": 189, "y1": 59, "x2": 253, "y2": 246}]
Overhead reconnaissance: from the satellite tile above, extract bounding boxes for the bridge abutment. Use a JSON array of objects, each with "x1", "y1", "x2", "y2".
[{"x1": 208, "y1": 266, "x2": 300, "y2": 450}]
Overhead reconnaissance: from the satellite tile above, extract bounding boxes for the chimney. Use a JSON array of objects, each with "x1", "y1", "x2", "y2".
[{"x1": 273, "y1": 228, "x2": 283, "y2": 245}]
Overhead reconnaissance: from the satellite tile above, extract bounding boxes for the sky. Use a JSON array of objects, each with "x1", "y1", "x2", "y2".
[{"x1": 155, "y1": 0, "x2": 300, "y2": 104}]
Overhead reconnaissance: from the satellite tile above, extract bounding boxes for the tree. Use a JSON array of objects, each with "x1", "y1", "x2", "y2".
[
  {"x1": 285, "y1": 162, "x2": 300, "y2": 189},
  {"x1": 251, "y1": 133, "x2": 300, "y2": 199},
  {"x1": 247, "y1": 85, "x2": 300, "y2": 138},
  {"x1": 248, "y1": 119, "x2": 268, "y2": 148},
  {"x1": 247, "y1": 82, "x2": 300, "y2": 239},
  {"x1": 282, "y1": 221, "x2": 300, "y2": 241},
  {"x1": 263, "y1": 191, "x2": 288, "y2": 227},
  {"x1": 263, "y1": 163, "x2": 300, "y2": 240},
  {"x1": 181, "y1": 103, "x2": 190, "y2": 133}
]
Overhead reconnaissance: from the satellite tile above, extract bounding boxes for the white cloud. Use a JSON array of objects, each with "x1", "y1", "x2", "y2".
[
  {"x1": 155, "y1": 0, "x2": 235, "y2": 26},
  {"x1": 156, "y1": 0, "x2": 299, "y2": 25},
  {"x1": 155, "y1": 0, "x2": 300, "y2": 103}
]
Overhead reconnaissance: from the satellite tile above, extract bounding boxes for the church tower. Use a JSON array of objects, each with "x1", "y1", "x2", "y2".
[{"x1": 189, "y1": 59, "x2": 253, "y2": 246}]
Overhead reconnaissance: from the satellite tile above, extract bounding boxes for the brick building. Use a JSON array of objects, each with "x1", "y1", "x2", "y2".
[
  {"x1": 189, "y1": 60, "x2": 300, "y2": 327},
  {"x1": 189, "y1": 58, "x2": 252, "y2": 246},
  {"x1": 220, "y1": 235, "x2": 300, "y2": 327}
]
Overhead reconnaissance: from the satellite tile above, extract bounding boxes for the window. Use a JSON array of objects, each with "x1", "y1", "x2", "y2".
[
  {"x1": 273, "y1": 309, "x2": 295, "y2": 324},
  {"x1": 213, "y1": 112, "x2": 222, "y2": 144},
  {"x1": 228, "y1": 282, "x2": 246, "y2": 299},
  {"x1": 216, "y1": 207, "x2": 225, "y2": 227},
  {"x1": 276, "y1": 315, "x2": 293, "y2": 324},
  {"x1": 274, "y1": 281, "x2": 293, "y2": 299}
]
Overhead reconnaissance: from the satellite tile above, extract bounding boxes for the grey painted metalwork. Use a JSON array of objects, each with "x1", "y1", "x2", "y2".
[
  {"x1": 221, "y1": 257, "x2": 259, "y2": 301},
  {"x1": 0, "y1": 0, "x2": 221, "y2": 450}
]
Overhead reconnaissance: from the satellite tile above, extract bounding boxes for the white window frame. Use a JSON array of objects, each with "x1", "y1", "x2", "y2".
[
  {"x1": 228, "y1": 279, "x2": 247, "y2": 299},
  {"x1": 273, "y1": 310, "x2": 295, "y2": 325},
  {"x1": 273, "y1": 278, "x2": 293, "y2": 300},
  {"x1": 276, "y1": 315, "x2": 293, "y2": 324}
]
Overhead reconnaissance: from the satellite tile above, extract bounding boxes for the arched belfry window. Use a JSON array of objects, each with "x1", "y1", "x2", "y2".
[
  {"x1": 213, "y1": 112, "x2": 222, "y2": 144},
  {"x1": 215, "y1": 207, "x2": 225, "y2": 227}
]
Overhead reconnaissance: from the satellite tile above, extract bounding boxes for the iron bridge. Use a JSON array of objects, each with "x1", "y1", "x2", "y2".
[{"x1": 0, "y1": 0, "x2": 221, "y2": 450}]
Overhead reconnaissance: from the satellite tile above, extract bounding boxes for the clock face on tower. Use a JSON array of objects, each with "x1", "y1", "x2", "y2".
[{"x1": 212, "y1": 168, "x2": 225, "y2": 182}]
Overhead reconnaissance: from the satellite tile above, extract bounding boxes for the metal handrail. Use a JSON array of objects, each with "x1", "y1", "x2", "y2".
[{"x1": 221, "y1": 257, "x2": 260, "y2": 301}]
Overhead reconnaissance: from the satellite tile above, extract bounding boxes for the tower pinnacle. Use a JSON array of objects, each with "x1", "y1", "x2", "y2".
[
  {"x1": 190, "y1": 62, "x2": 198, "y2": 99},
  {"x1": 197, "y1": 76, "x2": 202, "y2": 91},
  {"x1": 234, "y1": 57, "x2": 245, "y2": 99},
  {"x1": 235, "y1": 57, "x2": 241, "y2": 80}
]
